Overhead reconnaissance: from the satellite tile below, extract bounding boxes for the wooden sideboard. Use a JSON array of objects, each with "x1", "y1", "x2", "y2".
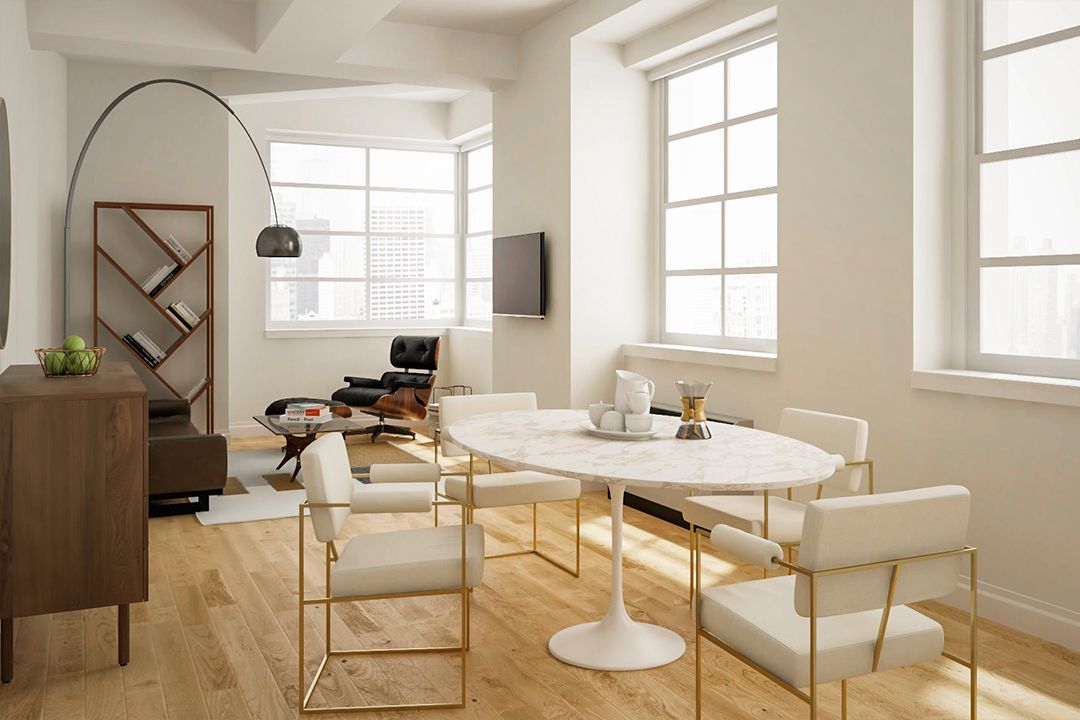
[{"x1": 0, "y1": 362, "x2": 148, "y2": 682}]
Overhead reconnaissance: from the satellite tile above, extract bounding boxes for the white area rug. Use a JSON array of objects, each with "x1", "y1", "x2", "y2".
[
  {"x1": 195, "y1": 448, "x2": 322, "y2": 526},
  {"x1": 196, "y1": 436, "x2": 440, "y2": 526}
]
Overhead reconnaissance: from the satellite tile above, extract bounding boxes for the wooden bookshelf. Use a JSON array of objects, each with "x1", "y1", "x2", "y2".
[{"x1": 92, "y1": 201, "x2": 214, "y2": 431}]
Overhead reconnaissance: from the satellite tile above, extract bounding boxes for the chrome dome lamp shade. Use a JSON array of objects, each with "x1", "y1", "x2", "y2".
[{"x1": 257, "y1": 224, "x2": 302, "y2": 257}]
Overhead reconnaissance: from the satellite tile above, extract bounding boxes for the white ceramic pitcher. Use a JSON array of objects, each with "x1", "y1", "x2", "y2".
[{"x1": 614, "y1": 370, "x2": 655, "y2": 413}]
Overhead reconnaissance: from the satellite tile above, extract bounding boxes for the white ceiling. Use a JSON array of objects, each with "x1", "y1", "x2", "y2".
[
  {"x1": 387, "y1": 0, "x2": 577, "y2": 35},
  {"x1": 26, "y1": 0, "x2": 544, "y2": 102}
]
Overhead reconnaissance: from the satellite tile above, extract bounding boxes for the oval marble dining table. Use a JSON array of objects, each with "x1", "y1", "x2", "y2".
[{"x1": 445, "y1": 408, "x2": 840, "y2": 672}]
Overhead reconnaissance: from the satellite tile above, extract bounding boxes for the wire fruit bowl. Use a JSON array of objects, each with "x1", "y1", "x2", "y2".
[{"x1": 35, "y1": 347, "x2": 106, "y2": 377}]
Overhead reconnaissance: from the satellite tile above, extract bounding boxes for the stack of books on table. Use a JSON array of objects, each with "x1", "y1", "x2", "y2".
[
  {"x1": 122, "y1": 330, "x2": 167, "y2": 367},
  {"x1": 142, "y1": 262, "x2": 180, "y2": 296},
  {"x1": 164, "y1": 234, "x2": 193, "y2": 263},
  {"x1": 281, "y1": 402, "x2": 333, "y2": 424},
  {"x1": 166, "y1": 300, "x2": 201, "y2": 330}
]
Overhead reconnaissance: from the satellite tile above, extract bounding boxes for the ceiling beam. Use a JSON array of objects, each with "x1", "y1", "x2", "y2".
[
  {"x1": 27, "y1": 0, "x2": 516, "y2": 91},
  {"x1": 256, "y1": 0, "x2": 402, "y2": 60}
]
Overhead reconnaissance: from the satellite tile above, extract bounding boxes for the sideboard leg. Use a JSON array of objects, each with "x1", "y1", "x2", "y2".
[
  {"x1": 2, "y1": 617, "x2": 12, "y2": 682},
  {"x1": 117, "y1": 605, "x2": 130, "y2": 666}
]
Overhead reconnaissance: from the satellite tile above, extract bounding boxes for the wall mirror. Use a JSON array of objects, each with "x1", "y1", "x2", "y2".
[{"x1": 0, "y1": 98, "x2": 10, "y2": 349}]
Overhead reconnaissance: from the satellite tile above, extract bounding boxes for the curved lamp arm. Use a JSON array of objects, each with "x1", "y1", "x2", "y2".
[{"x1": 63, "y1": 78, "x2": 292, "y2": 335}]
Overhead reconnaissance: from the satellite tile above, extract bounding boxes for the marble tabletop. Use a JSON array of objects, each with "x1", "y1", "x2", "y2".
[{"x1": 445, "y1": 409, "x2": 839, "y2": 491}]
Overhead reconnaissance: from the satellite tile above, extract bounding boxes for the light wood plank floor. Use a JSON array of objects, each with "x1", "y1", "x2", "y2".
[{"x1": 3, "y1": 433, "x2": 1079, "y2": 719}]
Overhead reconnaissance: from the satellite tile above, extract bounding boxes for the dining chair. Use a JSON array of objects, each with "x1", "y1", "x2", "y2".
[
  {"x1": 694, "y1": 486, "x2": 977, "y2": 720},
  {"x1": 440, "y1": 392, "x2": 582, "y2": 577},
  {"x1": 297, "y1": 433, "x2": 485, "y2": 714},
  {"x1": 683, "y1": 408, "x2": 872, "y2": 597}
]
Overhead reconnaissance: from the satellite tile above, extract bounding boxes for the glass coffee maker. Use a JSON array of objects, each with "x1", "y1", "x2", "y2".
[{"x1": 675, "y1": 380, "x2": 713, "y2": 440}]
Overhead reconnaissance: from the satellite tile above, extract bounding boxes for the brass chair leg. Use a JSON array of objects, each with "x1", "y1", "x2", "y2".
[
  {"x1": 971, "y1": 550, "x2": 978, "y2": 720},
  {"x1": 809, "y1": 574, "x2": 818, "y2": 720},
  {"x1": 689, "y1": 522, "x2": 696, "y2": 603},
  {"x1": 324, "y1": 543, "x2": 332, "y2": 654},
  {"x1": 695, "y1": 528, "x2": 703, "y2": 719},
  {"x1": 841, "y1": 679, "x2": 847, "y2": 720}
]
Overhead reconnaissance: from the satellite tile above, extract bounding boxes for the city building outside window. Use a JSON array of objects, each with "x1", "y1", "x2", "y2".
[{"x1": 266, "y1": 141, "x2": 462, "y2": 330}]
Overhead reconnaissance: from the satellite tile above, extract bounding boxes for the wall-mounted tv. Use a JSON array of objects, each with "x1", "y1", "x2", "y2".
[{"x1": 493, "y1": 232, "x2": 545, "y2": 318}]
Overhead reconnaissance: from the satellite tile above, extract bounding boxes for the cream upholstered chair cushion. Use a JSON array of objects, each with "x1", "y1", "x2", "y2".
[
  {"x1": 699, "y1": 486, "x2": 969, "y2": 688},
  {"x1": 444, "y1": 471, "x2": 580, "y2": 508},
  {"x1": 682, "y1": 495, "x2": 807, "y2": 544},
  {"x1": 699, "y1": 575, "x2": 943, "y2": 687},
  {"x1": 780, "y1": 408, "x2": 868, "y2": 494},
  {"x1": 330, "y1": 524, "x2": 485, "y2": 598},
  {"x1": 350, "y1": 483, "x2": 434, "y2": 514},
  {"x1": 440, "y1": 392, "x2": 581, "y2": 508},
  {"x1": 795, "y1": 486, "x2": 969, "y2": 618},
  {"x1": 682, "y1": 407, "x2": 868, "y2": 542}
]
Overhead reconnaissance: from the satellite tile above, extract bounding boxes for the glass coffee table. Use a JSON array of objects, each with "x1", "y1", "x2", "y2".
[{"x1": 253, "y1": 414, "x2": 362, "y2": 481}]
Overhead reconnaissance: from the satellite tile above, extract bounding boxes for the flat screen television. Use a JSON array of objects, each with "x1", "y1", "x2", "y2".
[{"x1": 493, "y1": 232, "x2": 545, "y2": 318}]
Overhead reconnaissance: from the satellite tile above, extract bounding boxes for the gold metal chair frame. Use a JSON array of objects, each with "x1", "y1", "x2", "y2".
[
  {"x1": 688, "y1": 459, "x2": 875, "y2": 600},
  {"x1": 457, "y1": 453, "x2": 582, "y2": 578},
  {"x1": 297, "y1": 497, "x2": 473, "y2": 714},
  {"x1": 693, "y1": 526, "x2": 978, "y2": 720}
]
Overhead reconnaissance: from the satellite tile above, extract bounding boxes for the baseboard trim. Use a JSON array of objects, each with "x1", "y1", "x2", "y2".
[
  {"x1": 943, "y1": 576, "x2": 1080, "y2": 653},
  {"x1": 228, "y1": 421, "x2": 266, "y2": 438}
]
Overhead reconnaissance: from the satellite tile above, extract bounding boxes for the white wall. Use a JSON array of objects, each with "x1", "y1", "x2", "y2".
[
  {"x1": 226, "y1": 95, "x2": 485, "y2": 434},
  {"x1": 569, "y1": 37, "x2": 652, "y2": 408},
  {"x1": 66, "y1": 60, "x2": 229, "y2": 431},
  {"x1": 492, "y1": 18, "x2": 575, "y2": 407},
  {"x1": 445, "y1": 327, "x2": 493, "y2": 394},
  {"x1": 0, "y1": 0, "x2": 66, "y2": 370}
]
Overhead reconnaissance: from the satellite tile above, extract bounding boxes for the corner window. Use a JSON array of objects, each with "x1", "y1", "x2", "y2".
[{"x1": 660, "y1": 37, "x2": 777, "y2": 352}]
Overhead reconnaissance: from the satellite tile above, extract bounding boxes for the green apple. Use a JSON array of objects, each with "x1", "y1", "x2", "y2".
[
  {"x1": 62, "y1": 335, "x2": 86, "y2": 351},
  {"x1": 65, "y1": 350, "x2": 95, "y2": 374},
  {"x1": 44, "y1": 352, "x2": 66, "y2": 375}
]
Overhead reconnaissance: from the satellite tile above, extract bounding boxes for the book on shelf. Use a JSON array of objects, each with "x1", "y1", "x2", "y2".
[
  {"x1": 164, "y1": 234, "x2": 193, "y2": 263},
  {"x1": 165, "y1": 305, "x2": 193, "y2": 331},
  {"x1": 133, "y1": 331, "x2": 166, "y2": 361},
  {"x1": 122, "y1": 334, "x2": 159, "y2": 367},
  {"x1": 149, "y1": 265, "x2": 181, "y2": 296},
  {"x1": 141, "y1": 263, "x2": 175, "y2": 292},
  {"x1": 185, "y1": 381, "x2": 207, "y2": 401},
  {"x1": 172, "y1": 300, "x2": 201, "y2": 326}
]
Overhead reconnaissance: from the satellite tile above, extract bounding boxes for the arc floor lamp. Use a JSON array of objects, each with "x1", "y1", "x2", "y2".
[{"x1": 63, "y1": 78, "x2": 301, "y2": 334}]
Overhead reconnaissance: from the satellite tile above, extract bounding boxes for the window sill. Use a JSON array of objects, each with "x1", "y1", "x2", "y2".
[
  {"x1": 911, "y1": 369, "x2": 1080, "y2": 408},
  {"x1": 265, "y1": 326, "x2": 453, "y2": 340},
  {"x1": 622, "y1": 343, "x2": 776, "y2": 372},
  {"x1": 451, "y1": 326, "x2": 492, "y2": 336}
]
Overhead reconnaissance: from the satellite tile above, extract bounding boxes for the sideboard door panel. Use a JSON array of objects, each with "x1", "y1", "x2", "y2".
[{"x1": 8, "y1": 395, "x2": 147, "y2": 617}]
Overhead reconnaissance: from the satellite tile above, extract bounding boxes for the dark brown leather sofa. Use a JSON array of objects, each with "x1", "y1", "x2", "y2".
[{"x1": 149, "y1": 399, "x2": 227, "y2": 516}]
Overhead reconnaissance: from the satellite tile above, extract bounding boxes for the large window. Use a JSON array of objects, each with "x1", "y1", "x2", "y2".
[
  {"x1": 970, "y1": 1, "x2": 1080, "y2": 378},
  {"x1": 464, "y1": 142, "x2": 493, "y2": 324},
  {"x1": 267, "y1": 141, "x2": 458, "y2": 329},
  {"x1": 660, "y1": 37, "x2": 777, "y2": 352}
]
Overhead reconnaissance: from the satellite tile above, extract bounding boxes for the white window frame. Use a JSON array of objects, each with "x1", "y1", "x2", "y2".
[
  {"x1": 658, "y1": 34, "x2": 778, "y2": 353},
  {"x1": 966, "y1": 0, "x2": 1080, "y2": 380},
  {"x1": 265, "y1": 135, "x2": 461, "y2": 332},
  {"x1": 462, "y1": 136, "x2": 493, "y2": 328}
]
